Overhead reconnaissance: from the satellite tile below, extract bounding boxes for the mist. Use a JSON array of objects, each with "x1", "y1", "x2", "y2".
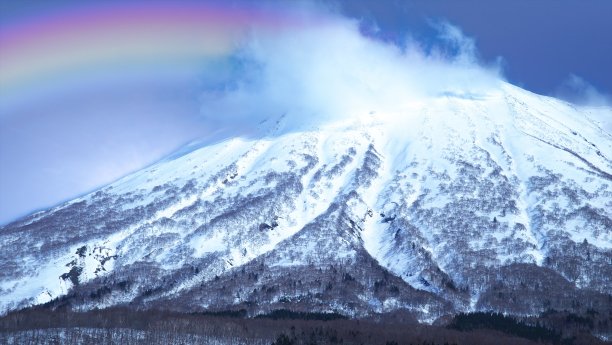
[{"x1": 199, "y1": 15, "x2": 503, "y2": 138}]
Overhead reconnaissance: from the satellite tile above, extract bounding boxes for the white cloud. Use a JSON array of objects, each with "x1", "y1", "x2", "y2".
[
  {"x1": 555, "y1": 74, "x2": 611, "y2": 133},
  {"x1": 429, "y1": 20, "x2": 478, "y2": 64},
  {"x1": 555, "y1": 74, "x2": 611, "y2": 107},
  {"x1": 198, "y1": 15, "x2": 503, "y2": 137}
]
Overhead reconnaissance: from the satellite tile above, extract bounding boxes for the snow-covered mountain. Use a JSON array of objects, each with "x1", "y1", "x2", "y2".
[{"x1": 1, "y1": 82, "x2": 610, "y2": 322}]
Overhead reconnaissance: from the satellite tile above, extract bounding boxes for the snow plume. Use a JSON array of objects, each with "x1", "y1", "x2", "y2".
[
  {"x1": 555, "y1": 74, "x2": 612, "y2": 133},
  {"x1": 556, "y1": 74, "x2": 611, "y2": 107},
  {"x1": 199, "y1": 14, "x2": 504, "y2": 138}
]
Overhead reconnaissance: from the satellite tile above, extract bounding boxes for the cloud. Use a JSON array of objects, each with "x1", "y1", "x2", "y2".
[
  {"x1": 555, "y1": 74, "x2": 611, "y2": 107},
  {"x1": 198, "y1": 14, "x2": 503, "y2": 138},
  {"x1": 429, "y1": 20, "x2": 478, "y2": 64},
  {"x1": 554, "y1": 74, "x2": 611, "y2": 133}
]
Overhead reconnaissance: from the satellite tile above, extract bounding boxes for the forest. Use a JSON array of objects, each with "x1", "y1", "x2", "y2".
[{"x1": 0, "y1": 306, "x2": 606, "y2": 345}]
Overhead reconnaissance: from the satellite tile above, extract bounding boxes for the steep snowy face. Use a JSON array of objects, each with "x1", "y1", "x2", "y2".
[{"x1": 0, "y1": 83, "x2": 610, "y2": 320}]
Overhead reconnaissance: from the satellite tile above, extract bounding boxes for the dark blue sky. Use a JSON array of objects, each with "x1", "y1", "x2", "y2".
[
  {"x1": 0, "y1": 0, "x2": 611, "y2": 224},
  {"x1": 339, "y1": 0, "x2": 612, "y2": 101}
]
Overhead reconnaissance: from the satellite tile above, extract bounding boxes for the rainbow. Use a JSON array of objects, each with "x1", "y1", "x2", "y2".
[{"x1": 0, "y1": 1, "x2": 315, "y2": 111}]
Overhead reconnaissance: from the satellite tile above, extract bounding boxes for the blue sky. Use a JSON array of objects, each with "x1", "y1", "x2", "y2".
[
  {"x1": 340, "y1": 0, "x2": 612, "y2": 100},
  {"x1": 0, "y1": 0, "x2": 611, "y2": 224}
]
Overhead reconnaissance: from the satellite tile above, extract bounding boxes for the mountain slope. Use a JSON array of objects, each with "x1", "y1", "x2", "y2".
[{"x1": 1, "y1": 83, "x2": 610, "y2": 323}]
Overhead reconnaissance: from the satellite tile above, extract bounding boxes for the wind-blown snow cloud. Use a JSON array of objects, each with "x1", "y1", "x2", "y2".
[
  {"x1": 199, "y1": 14, "x2": 503, "y2": 137},
  {"x1": 555, "y1": 74, "x2": 611, "y2": 107},
  {"x1": 555, "y1": 74, "x2": 612, "y2": 133}
]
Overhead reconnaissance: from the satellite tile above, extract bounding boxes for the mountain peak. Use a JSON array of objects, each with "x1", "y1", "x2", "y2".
[{"x1": 1, "y1": 85, "x2": 610, "y2": 325}]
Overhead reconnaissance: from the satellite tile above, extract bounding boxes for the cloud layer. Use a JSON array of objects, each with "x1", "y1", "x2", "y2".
[{"x1": 198, "y1": 14, "x2": 503, "y2": 137}]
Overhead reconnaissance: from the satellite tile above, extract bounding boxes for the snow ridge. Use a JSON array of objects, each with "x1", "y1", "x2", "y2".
[{"x1": 1, "y1": 83, "x2": 610, "y2": 320}]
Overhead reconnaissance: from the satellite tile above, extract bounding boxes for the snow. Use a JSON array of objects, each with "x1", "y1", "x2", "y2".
[
  {"x1": 1, "y1": 81, "x2": 611, "y2": 315},
  {"x1": 191, "y1": 232, "x2": 226, "y2": 257},
  {"x1": 0, "y1": 252, "x2": 71, "y2": 310}
]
